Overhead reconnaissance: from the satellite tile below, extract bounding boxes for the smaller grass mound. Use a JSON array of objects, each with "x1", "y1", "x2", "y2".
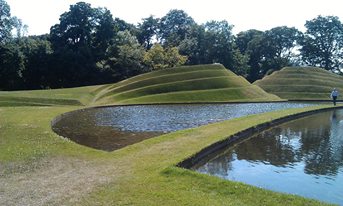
[
  {"x1": 254, "y1": 67, "x2": 343, "y2": 100},
  {"x1": 96, "y1": 64, "x2": 281, "y2": 104}
]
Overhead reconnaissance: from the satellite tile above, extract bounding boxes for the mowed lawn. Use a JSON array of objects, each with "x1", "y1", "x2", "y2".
[{"x1": 95, "y1": 64, "x2": 281, "y2": 105}]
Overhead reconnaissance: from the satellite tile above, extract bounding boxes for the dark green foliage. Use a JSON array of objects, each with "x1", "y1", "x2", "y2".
[
  {"x1": 1, "y1": 0, "x2": 343, "y2": 91},
  {"x1": 18, "y1": 35, "x2": 52, "y2": 89},
  {"x1": 159, "y1": 9, "x2": 196, "y2": 47},
  {"x1": 47, "y1": 2, "x2": 135, "y2": 88},
  {"x1": 0, "y1": 43, "x2": 24, "y2": 89},
  {"x1": 137, "y1": 15, "x2": 159, "y2": 49},
  {"x1": 300, "y1": 15, "x2": 343, "y2": 72},
  {"x1": 236, "y1": 27, "x2": 302, "y2": 82}
]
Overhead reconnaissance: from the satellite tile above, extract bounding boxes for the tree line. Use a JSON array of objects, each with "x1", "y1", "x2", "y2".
[{"x1": 1, "y1": 0, "x2": 343, "y2": 90}]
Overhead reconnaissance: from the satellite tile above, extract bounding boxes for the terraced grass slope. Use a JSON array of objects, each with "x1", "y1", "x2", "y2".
[
  {"x1": 95, "y1": 64, "x2": 281, "y2": 104},
  {"x1": 254, "y1": 67, "x2": 343, "y2": 100}
]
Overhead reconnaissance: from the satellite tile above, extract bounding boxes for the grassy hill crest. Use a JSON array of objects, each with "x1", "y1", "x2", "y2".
[
  {"x1": 0, "y1": 64, "x2": 281, "y2": 106},
  {"x1": 94, "y1": 64, "x2": 281, "y2": 104},
  {"x1": 254, "y1": 66, "x2": 343, "y2": 100}
]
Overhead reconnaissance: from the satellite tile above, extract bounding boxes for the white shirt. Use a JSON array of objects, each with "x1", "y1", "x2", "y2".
[{"x1": 331, "y1": 90, "x2": 339, "y2": 97}]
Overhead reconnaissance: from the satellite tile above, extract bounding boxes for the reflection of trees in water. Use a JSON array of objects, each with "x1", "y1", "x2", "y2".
[
  {"x1": 198, "y1": 155, "x2": 233, "y2": 178},
  {"x1": 299, "y1": 110, "x2": 343, "y2": 176},
  {"x1": 234, "y1": 128, "x2": 300, "y2": 166},
  {"x1": 217, "y1": 110, "x2": 343, "y2": 176}
]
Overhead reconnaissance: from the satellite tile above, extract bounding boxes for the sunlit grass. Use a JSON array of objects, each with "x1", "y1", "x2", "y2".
[
  {"x1": 97, "y1": 64, "x2": 281, "y2": 104},
  {"x1": 254, "y1": 67, "x2": 343, "y2": 100}
]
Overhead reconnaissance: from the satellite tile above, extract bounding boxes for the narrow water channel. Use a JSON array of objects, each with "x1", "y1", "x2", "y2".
[
  {"x1": 193, "y1": 109, "x2": 343, "y2": 205},
  {"x1": 52, "y1": 102, "x2": 316, "y2": 151}
]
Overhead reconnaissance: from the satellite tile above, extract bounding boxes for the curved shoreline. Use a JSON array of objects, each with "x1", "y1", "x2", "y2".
[
  {"x1": 177, "y1": 106, "x2": 343, "y2": 169},
  {"x1": 51, "y1": 102, "x2": 322, "y2": 151}
]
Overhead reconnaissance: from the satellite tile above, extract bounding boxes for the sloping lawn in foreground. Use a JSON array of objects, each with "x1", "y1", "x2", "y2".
[{"x1": 0, "y1": 105, "x2": 335, "y2": 205}]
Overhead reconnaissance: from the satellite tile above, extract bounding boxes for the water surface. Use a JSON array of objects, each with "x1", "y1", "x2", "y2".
[
  {"x1": 193, "y1": 109, "x2": 343, "y2": 205},
  {"x1": 52, "y1": 102, "x2": 317, "y2": 151}
]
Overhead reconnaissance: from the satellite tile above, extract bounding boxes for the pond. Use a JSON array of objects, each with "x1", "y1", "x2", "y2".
[
  {"x1": 192, "y1": 109, "x2": 343, "y2": 205},
  {"x1": 52, "y1": 102, "x2": 317, "y2": 151}
]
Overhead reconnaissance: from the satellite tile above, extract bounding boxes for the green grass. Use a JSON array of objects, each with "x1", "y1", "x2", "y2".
[
  {"x1": 0, "y1": 64, "x2": 280, "y2": 106},
  {"x1": 0, "y1": 85, "x2": 102, "y2": 106},
  {"x1": 119, "y1": 86, "x2": 281, "y2": 104},
  {"x1": 0, "y1": 105, "x2": 335, "y2": 205},
  {"x1": 254, "y1": 67, "x2": 343, "y2": 100},
  {"x1": 96, "y1": 64, "x2": 281, "y2": 104}
]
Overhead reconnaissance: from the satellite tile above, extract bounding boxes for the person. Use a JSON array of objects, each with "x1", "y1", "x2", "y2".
[{"x1": 330, "y1": 88, "x2": 339, "y2": 106}]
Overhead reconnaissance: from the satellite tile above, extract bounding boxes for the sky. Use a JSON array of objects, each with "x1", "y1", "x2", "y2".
[{"x1": 6, "y1": 0, "x2": 343, "y2": 35}]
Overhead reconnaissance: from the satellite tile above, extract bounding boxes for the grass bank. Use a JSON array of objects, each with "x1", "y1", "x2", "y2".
[
  {"x1": 254, "y1": 67, "x2": 343, "y2": 100},
  {"x1": 95, "y1": 64, "x2": 281, "y2": 104},
  {"x1": 0, "y1": 105, "x2": 336, "y2": 205}
]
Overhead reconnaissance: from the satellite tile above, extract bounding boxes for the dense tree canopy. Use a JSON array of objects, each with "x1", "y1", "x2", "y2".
[
  {"x1": 1, "y1": 0, "x2": 343, "y2": 90},
  {"x1": 300, "y1": 15, "x2": 343, "y2": 73}
]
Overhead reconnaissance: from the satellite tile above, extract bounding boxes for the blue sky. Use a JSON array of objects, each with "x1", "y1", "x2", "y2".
[{"x1": 6, "y1": 0, "x2": 343, "y2": 35}]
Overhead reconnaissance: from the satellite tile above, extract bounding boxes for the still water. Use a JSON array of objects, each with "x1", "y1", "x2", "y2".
[
  {"x1": 193, "y1": 109, "x2": 343, "y2": 205},
  {"x1": 52, "y1": 102, "x2": 316, "y2": 151}
]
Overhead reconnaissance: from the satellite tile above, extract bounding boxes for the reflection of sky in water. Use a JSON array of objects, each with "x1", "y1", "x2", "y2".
[
  {"x1": 194, "y1": 109, "x2": 343, "y2": 205},
  {"x1": 94, "y1": 102, "x2": 316, "y2": 132}
]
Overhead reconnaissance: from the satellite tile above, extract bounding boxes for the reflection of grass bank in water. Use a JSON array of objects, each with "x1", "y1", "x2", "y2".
[
  {"x1": 254, "y1": 67, "x2": 343, "y2": 100},
  {"x1": 0, "y1": 105, "x2": 336, "y2": 205}
]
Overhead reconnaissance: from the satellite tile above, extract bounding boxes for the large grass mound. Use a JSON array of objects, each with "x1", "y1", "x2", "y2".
[
  {"x1": 95, "y1": 64, "x2": 281, "y2": 104},
  {"x1": 254, "y1": 67, "x2": 343, "y2": 100}
]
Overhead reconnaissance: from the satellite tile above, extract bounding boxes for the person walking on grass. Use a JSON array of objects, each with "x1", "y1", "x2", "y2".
[{"x1": 331, "y1": 88, "x2": 339, "y2": 106}]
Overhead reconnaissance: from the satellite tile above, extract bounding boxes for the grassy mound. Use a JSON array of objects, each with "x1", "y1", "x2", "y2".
[
  {"x1": 96, "y1": 64, "x2": 281, "y2": 104},
  {"x1": 254, "y1": 67, "x2": 343, "y2": 100},
  {"x1": 0, "y1": 64, "x2": 280, "y2": 106}
]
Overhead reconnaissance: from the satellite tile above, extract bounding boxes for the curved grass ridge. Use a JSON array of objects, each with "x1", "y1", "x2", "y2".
[
  {"x1": 96, "y1": 64, "x2": 281, "y2": 104},
  {"x1": 254, "y1": 67, "x2": 343, "y2": 100},
  {"x1": 0, "y1": 85, "x2": 103, "y2": 106}
]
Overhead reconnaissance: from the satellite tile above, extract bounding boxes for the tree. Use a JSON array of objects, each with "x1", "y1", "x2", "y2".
[
  {"x1": 235, "y1": 30, "x2": 265, "y2": 81},
  {"x1": 235, "y1": 27, "x2": 302, "y2": 82},
  {"x1": 300, "y1": 15, "x2": 343, "y2": 72},
  {"x1": 49, "y1": 2, "x2": 117, "y2": 87},
  {"x1": 143, "y1": 44, "x2": 187, "y2": 70},
  {"x1": 0, "y1": 0, "x2": 13, "y2": 42},
  {"x1": 50, "y1": 2, "x2": 96, "y2": 50},
  {"x1": 0, "y1": 42, "x2": 25, "y2": 90},
  {"x1": 19, "y1": 35, "x2": 52, "y2": 89},
  {"x1": 159, "y1": 9, "x2": 195, "y2": 47},
  {"x1": 231, "y1": 48, "x2": 250, "y2": 77},
  {"x1": 264, "y1": 26, "x2": 302, "y2": 61},
  {"x1": 137, "y1": 15, "x2": 159, "y2": 49},
  {"x1": 260, "y1": 26, "x2": 302, "y2": 74},
  {"x1": 201, "y1": 21, "x2": 235, "y2": 68},
  {"x1": 97, "y1": 30, "x2": 146, "y2": 80},
  {"x1": 92, "y1": 8, "x2": 115, "y2": 62}
]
